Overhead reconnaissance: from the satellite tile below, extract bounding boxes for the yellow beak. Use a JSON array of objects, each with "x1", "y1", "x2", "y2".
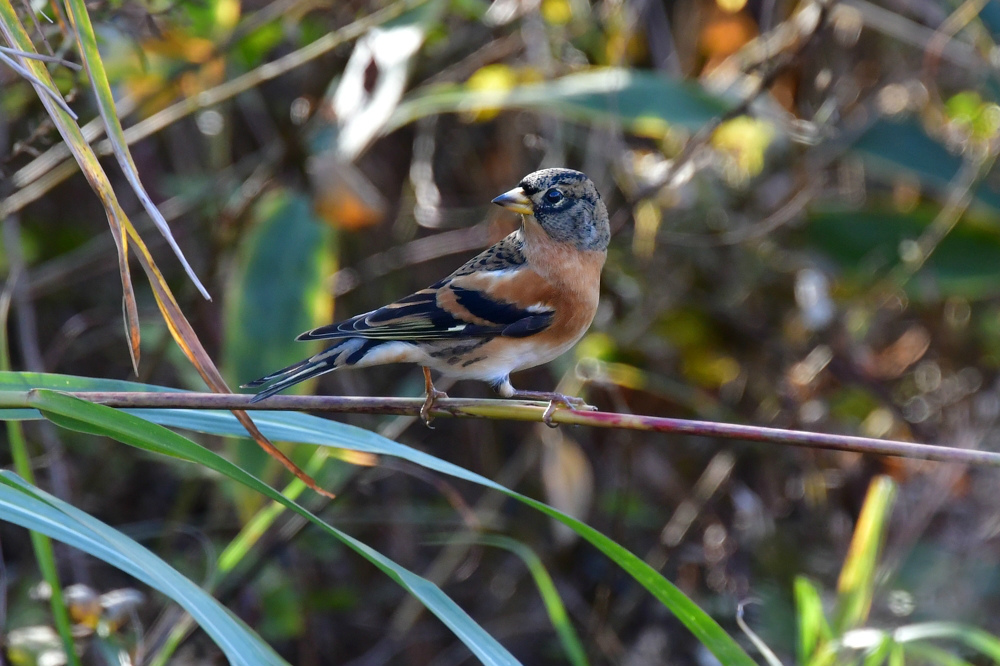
[{"x1": 491, "y1": 187, "x2": 534, "y2": 215}]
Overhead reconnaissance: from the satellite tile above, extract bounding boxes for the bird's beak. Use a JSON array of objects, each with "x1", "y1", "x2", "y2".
[{"x1": 491, "y1": 187, "x2": 533, "y2": 215}]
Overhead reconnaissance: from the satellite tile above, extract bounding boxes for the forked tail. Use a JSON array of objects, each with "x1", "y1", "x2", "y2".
[{"x1": 242, "y1": 339, "x2": 380, "y2": 403}]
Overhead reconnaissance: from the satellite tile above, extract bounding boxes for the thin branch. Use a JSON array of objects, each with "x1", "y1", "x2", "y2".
[
  {"x1": 0, "y1": 46, "x2": 80, "y2": 69},
  {"x1": 842, "y1": 0, "x2": 980, "y2": 68},
  {"x1": 0, "y1": 0, "x2": 429, "y2": 218},
  {"x1": 629, "y1": 0, "x2": 832, "y2": 203},
  {"x1": 38, "y1": 390, "x2": 1000, "y2": 468},
  {"x1": 657, "y1": 179, "x2": 820, "y2": 248},
  {"x1": 887, "y1": 149, "x2": 997, "y2": 294},
  {"x1": 16, "y1": 0, "x2": 53, "y2": 56},
  {"x1": 921, "y1": 0, "x2": 992, "y2": 98},
  {"x1": 330, "y1": 223, "x2": 490, "y2": 296},
  {"x1": 0, "y1": 49, "x2": 78, "y2": 119}
]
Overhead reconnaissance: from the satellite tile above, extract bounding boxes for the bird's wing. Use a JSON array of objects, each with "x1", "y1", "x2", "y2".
[{"x1": 297, "y1": 272, "x2": 554, "y2": 342}]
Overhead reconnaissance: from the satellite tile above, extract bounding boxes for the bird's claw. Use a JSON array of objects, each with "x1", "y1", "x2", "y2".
[
  {"x1": 420, "y1": 387, "x2": 448, "y2": 427},
  {"x1": 542, "y1": 394, "x2": 595, "y2": 428},
  {"x1": 420, "y1": 367, "x2": 450, "y2": 428},
  {"x1": 542, "y1": 401, "x2": 560, "y2": 427}
]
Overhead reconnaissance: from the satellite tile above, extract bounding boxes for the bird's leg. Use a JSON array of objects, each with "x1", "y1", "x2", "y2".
[
  {"x1": 499, "y1": 382, "x2": 597, "y2": 428},
  {"x1": 420, "y1": 367, "x2": 449, "y2": 427}
]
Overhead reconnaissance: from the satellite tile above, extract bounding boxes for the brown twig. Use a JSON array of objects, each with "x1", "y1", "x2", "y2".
[
  {"x1": 629, "y1": 0, "x2": 833, "y2": 204},
  {"x1": 37, "y1": 390, "x2": 1000, "y2": 468},
  {"x1": 0, "y1": 0, "x2": 430, "y2": 218}
]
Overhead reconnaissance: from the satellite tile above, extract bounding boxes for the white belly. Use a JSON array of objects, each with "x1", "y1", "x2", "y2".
[{"x1": 345, "y1": 334, "x2": 582, "y2": 385}]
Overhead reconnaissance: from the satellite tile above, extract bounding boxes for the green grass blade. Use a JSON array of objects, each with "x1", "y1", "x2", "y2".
[
  {"x1": 895, "y1": 622, "x2": 1000, "y2": 660},
  {"x1": 461, "y1": 535, "x2": 589, "y2": 666},
  {"x1": 795, "y1": 576, "x2": 833, "y2": 665},
  {"x1": 0, "y1": 372, "x2": 755, "y2": 665},
  {"x1": 861, "y1": 633, "x2": 895, "y2": 666},
  {"x1": 902, "y1": 642, "x2": 976, "y2": 666},
  {"x1": 25, "y1": 388, "x2": 521, "y2": 666},
  {"x1": 0, "y1": 472, "x2": 289, "y2": 666},
  {"x1": 61, "y1": 0, "x2": 210, "y2": 299},
  {"x1": 1, "y1": 308, "x2": 79, "y2": 666},
  {"x1": 0, "y1": 3, "x2": 142, "y2": 370},
  {"x1": 505, "y1": 492, "x2": 753, "y2": 665},
  {"x1": 149, "y1": 448, "x2": 342, "y2": 666},
  {"x1": 835, "y1": 476, "x2": 897, "y2": 632},
  {"x1": 2, "y1": 422, "x2": 80, "y2": 666}
]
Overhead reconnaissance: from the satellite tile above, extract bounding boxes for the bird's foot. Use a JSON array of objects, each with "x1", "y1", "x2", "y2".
[
  {"x1": 508, "y1": 390, "x2": 596, "y2": 427},
  {"x1": 421, "y1": 367, "x2": 448, "y2": 427}
]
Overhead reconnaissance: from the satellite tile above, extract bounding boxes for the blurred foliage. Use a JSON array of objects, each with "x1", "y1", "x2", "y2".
[{"x1": 6, "y1": 0, "x2": 1000, "y2": 662}]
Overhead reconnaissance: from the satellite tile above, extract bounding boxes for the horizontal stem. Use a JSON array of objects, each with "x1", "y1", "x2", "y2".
[{"x1": 41, "y1": 390, "x2": 1000, "y2": 468}]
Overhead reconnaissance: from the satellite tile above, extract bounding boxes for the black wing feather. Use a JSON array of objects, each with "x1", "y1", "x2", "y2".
[
  {"x1": 502, "y1": 314, "x2": 554, "y2": 338},
  {"x1": 297, "y1": 282, "x2": 553, "y2": 342},
  {"x1": 451, "y1": 286, "x2": 533, "y2": 325}
]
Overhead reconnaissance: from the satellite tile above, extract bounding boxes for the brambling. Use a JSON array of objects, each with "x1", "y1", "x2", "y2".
[{"x1": 244, "y1": 168, "x2": 610, "y2": 424}]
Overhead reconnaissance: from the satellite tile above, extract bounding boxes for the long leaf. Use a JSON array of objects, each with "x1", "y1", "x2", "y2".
[
  {"x1": 0, "y1": 5, "x2": 316, "y2": 494},
  {"x1": 387, "y1": 69, "x2": 732, "y2": 134},
  {"x1": 61, "y1": 0, "x2": 211, "y2": 299},
  {"x1": 853, "y1": 119, "x2": 1000, "y2": 212},
  {"x1": 0, "y1": 3, "x2": 142, "y2": 371},
  {"x1": 795, "y1": 576, "x2": 833, "y2": 666},
  {"x1": 807, "y1": 206, "x2": 1000, "y2": 300},
  {"x1": 835, "y1": 476, "x2": 897, "y2": 632},
  {"x1": 895, "y1": 622, "x2": 1000, "y2": 660},
  {"x1": 24, "y1": 389, "x2": 521, "y2": 666},
  {"x1": 464, "y1": 535, "x2": 589, "y2": 666},
  {"x1": 0, "y1": 272, "x2": 80, "y2": 666},
  {"x1": 0, "y1": 372, "x2": 756, "y2": 666},
  {"x1": 0, "y1": 472, "x2": 289, "y2": 666}
]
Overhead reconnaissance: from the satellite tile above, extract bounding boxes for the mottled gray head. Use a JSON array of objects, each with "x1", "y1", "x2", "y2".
[{"x1": 491, "y1": 168, "x2": 610, "y2": 252}]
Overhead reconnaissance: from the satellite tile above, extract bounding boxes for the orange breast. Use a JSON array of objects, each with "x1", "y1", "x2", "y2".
[{"x1": 454, "y1": 219, "x2": 605, "y2": 351}]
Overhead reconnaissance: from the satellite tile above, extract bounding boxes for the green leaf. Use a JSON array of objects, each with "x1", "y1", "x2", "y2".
[
  {"x1": 0, "y1": 472, "x2": 289, "y2": 666},
  {"x1": 387, "y1": 69, "x2": 732, "y2": 134},
  {"x1": 1, "y1": 345, "x2": 78, "y2": 664},
  {"x1": 462, "y1": 535, "x2": 589, "y2": 666},
  {"x1": 895, "y1": 622, "x2": 1000, "y2": 661},
  {"x1": 24, "y1": 388, "x2": 521, "y2": 666},
  {"x1": 0, "y1": 1, "x2": 144, "y2": 371},
  {"x1": 861, "y1": 633, "x2": 895, "y2": 666},
  {"x1": 223, "y1": 190, "x2": 334, "y2": 483},
  {"x1": 889, "y1": 640, "x2": 905, "y2": 666},
  {"x1": 224, "y1": 190, "x2": 334, "y2": 392},
  {"x1": 63, "y1": 0, "x2": 210, "y2": 299},
  {"x1": 3, "y1": 419, "x2": 79, "y2": 666},
  {"x1": 0, "y1": 372, "x2": 755, "y2": 666},
  {"x1": 795, "y1": 576, "x2": 832, "y2": 665},
  {"x1": 806, "y1": 206, "x2": 1000, "y2": 300},
  {"x1": 834, "y1": 476, "x2": 897, "y2": 633},
  {"x1": 853, "y1": 119, "x2": 1000, "y2": 211}
]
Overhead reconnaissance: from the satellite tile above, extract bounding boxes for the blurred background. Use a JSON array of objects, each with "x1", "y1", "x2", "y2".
[{"x1": 5, "y1": 0, "x2": 1000, "y2": 662}]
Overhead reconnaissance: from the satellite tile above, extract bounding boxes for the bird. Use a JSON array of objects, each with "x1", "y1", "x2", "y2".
[{"x1": 243, "y1": 168, "x2": 610, "y2": 424}]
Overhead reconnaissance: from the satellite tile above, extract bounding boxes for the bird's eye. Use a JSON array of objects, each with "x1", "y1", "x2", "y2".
[{"x1": 544, "y1": 189, "x2": 563, "y2": 203}]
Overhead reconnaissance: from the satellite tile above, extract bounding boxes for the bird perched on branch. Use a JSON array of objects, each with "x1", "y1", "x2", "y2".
[{"x1": 244, "y1": 168, "x2": 610, "y2": 424}]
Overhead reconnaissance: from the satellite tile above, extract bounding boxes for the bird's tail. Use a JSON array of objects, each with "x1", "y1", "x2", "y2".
[{"x1": 242, "y1": 338, "x2": 378, "y2": 403}]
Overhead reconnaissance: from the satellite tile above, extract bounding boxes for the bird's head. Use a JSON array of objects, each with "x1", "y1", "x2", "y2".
[{"x1": 492, "y1": 168, "x2": 610, "y2": 252}]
